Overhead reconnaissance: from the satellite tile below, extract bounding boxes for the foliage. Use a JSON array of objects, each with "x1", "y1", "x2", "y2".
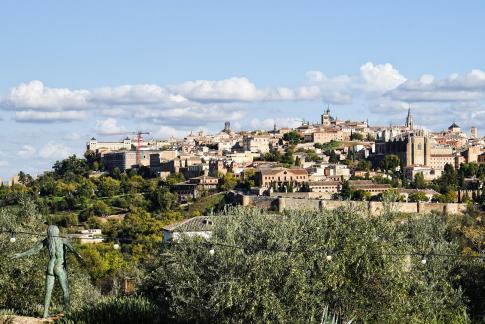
[
  {"x1": 97, "y1": 177, "x2": 121, "y2": 198},
  {"x1": 150, "y1": 187, "x2": 178, "y2": 212},
  {"x1": 146, "y1": 206, "x2": 466, "y2": 323},
  {"x1": 379, "y1": 154, "x2": 400, "y2": 174},
  {"x1": 283, "y1": 131, "x2": 304, "y2": 144},
  {"x1": 53, "y1": 155, "x2": 89, "y2": 180},
  {"x1": 352, "y1": 190, "x2": 371, "y2": 201},
  {"x1": 408, "y1": 191, "x2": 429, "y2": 202},
  {"x1": 220, "y1": 172, "x2": 237, "y2": 191},
  {"x1": 0, "y1": 198, "x2": 99, "y2": 317},
  {"x1": 58, "y1": 296, "x2": 163, "y2": 324},
  {"x1": 339, "y1": 181, "x2": 352, "y2": 199},
  {"x1": 350, "y1": 132, "x2": 364, "y2": 141},
  {"x1": 413, "y1": 172, "x2": 426, "y2": 189},
  {"x1": 356, "y1": 160, "x2": 371, "y2": 171},
  {"x1": 165, "y1": 173, "x2": 185, "y2": 186},
  {"x1": 314, "y1": 140, "x2": 340, "y2": 151}
]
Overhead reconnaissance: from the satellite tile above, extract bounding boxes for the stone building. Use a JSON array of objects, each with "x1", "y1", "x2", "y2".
[{"x1": 255, "y1": 167, "x2": 309, "y2": 190}]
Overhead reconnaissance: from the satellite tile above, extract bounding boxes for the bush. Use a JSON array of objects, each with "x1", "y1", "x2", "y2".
[
  {"x1": 58, "y1": 296, "x2": 163, "y2": 324},
  {"x1": 0, "y1": 198, "x2": 100, "y2": 317}
]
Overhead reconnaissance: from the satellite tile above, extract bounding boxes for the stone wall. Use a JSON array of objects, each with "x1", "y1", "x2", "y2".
[
  {"x1": 278, "y1": 197, "x2": 467, "y2": 215},
  {"x1": 226, "y1": 192, "x2": 468, "y2": 215}
]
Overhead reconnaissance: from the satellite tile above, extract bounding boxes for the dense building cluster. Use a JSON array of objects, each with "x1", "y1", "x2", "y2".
[{"x1": 69, "y1": 107, "x2": 485, "y2": 203}]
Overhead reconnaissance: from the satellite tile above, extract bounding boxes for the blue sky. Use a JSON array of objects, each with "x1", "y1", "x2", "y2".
[{"x1": 1, "y1": 1, "x2": 485, "y2": 179}]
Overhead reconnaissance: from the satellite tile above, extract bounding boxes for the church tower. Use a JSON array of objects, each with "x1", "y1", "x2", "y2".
[
  {"x1": 321, "y1": 105, "x2": 331, "y2": 125},
  {"x1": 405, "y1": 107, "x2": 414, "y2": 130}
]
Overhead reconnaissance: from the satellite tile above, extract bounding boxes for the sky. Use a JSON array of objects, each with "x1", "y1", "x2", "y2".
[{"x1": 1, "y1": 1, "x2": 485, "y2": 179}]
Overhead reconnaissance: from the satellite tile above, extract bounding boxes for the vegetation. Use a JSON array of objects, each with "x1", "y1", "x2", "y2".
[
  {"x1": 145, "y1": 206, "x2": 469, "y2": 323},
  {"x1": 4, "y1": 151, "x2": 485, "y2": 322}
]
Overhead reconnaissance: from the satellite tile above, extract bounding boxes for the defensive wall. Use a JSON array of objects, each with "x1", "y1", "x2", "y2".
[{"x1": 226, "y1": 191, "x2": 468, "y2": 215}]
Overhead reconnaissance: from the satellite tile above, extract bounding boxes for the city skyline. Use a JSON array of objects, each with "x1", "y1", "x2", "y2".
[{"x1": 1, "y1": 1, "x2": 485, "y2": 178}]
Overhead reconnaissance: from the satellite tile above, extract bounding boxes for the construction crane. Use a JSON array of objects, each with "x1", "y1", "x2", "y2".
[{"x1": 100, "y1": 131, "x2": 150, "y2": 166}]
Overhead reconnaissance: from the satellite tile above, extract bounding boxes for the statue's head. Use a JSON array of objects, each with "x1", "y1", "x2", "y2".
[{"x1": 47, "y1": 225, "x2": 60, "y2": 238}]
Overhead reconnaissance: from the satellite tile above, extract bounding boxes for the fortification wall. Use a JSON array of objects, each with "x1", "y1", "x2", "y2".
[
  {"x1": 227, "y1": 192, "x2": 468, "y2": 215},
  {"x1": 278, "y1": 198, "x2": 467, "y2": 215}
]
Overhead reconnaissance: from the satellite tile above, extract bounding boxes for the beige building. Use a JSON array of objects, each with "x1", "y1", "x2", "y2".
[
  {"x1": 404, "y1": 165, "x2": 442, "y2": 181},
  {"x1": 243, "y1": 134, "x2": 271, "y2": 154},
  {"x1": 255, "y1": 167, "x2": 309, "y2": 189},
  {"x1": 309, "y1": 180, "x2": 340, "y2": 194},
  {"x1": 188, "y1": 175, "x2": 219, "y2": 190},
  {"x1": 348, "y1": 180, "x2": 391, "y2": 196},
  {"x1": 87, "y1": 137, "x2": 132, "y2": 153},
  {"x1": 306, "y1": 129, "x2": 346, "y2": 144}
]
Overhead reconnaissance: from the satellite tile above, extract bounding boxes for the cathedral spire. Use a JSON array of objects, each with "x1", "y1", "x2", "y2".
[{"x1": 406, "y1": 105, "x2": 414, "y2": 130}]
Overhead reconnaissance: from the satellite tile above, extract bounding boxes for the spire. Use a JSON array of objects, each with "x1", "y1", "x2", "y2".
[{"x1": 406, "y1": 104, "x2": 414, "y2": 130}]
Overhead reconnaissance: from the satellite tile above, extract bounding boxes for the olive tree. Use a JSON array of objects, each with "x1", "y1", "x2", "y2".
[{"x1": 145, "y1": 206, "x2": 466, "y2": 323}]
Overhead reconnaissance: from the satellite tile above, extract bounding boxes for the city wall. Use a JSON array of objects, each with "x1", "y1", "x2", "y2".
[{"x1": 226, "y1": 192, "x2": 468, "y2": 215}]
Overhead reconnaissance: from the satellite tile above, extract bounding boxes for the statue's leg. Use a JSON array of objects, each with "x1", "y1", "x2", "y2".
[
  {"x1": 57, "y1": 268, "x2": 70, "y2": 312},
  {"x1": 43, "y1": 274, "x2": 55, "y2": 318}
]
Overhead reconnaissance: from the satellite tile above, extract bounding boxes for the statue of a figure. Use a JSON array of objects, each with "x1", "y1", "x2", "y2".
[{"x1": 11, "y1": 225, "x2": 82, "y2": 318}]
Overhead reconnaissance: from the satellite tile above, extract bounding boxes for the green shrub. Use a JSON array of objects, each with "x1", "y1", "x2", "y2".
[{"x1": 58, "y1": 296, "x2": 163, "y2": 324}]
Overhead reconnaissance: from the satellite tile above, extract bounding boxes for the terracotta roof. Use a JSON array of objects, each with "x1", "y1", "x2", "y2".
[
  {"x1": 309, "y1": 181, "x2": 340, "y2": 186},
  {"x1": 163, "y1": 216, "x2": 215, "y2": 232},
  {"x1": 397, "y1": 189, "x2": 439, "y2": 195},
  {"x1": 258, "y1": 168, "x2": 308, "y2": 176}
]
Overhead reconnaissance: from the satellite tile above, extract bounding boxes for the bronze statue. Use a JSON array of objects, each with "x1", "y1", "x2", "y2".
[{"x1": 12, "y1": 225, "x2": 82, "y2": 318}]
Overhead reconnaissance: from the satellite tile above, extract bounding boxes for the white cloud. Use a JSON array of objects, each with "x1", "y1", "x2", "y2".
[
  {"x1": 92, "y1": 84, "x2": 187, "y2": 105},
  {"x1": 3, "y1": 80, "x2": 89, "y2": 111},
  {"x1": 389, "y1": 69, "x2": 485, "y2": 102},
  {"x1": 172, "y1": 77, "x2": 261, "y2": 102},
  {"x1": 38, "y1": 142, "x2": 74, "y2": 159},
  {"x1": 18, "y1": 145, "x2": 36, "y2": 158},
  {"x1": 153, "y1": 125, "x2": 191, "y2": 139},
  {"x1": 250, "y1": 117, "x2": 301, "y2": 130},
  {"x1": 305, "y1": 71, "x2": 325, "y2": 82},
  {"x1": 2, "y1": 65, "x2": 485, "y2": 132},
  {"x1": 0, "y1": 160, "x2": 8, "y2": 167},
  {"x1": 95, "y1": 118, "x2": 126, "y2": 135},
  {"x1": 64, "y1": 132, "x2": 81, "y2": 140},
  {"x1": 360, "y1": 62, "x2": 407, "y2": 92},
  {"x1": 15, "y1": 110, "x2": 87, "y2": 122}
]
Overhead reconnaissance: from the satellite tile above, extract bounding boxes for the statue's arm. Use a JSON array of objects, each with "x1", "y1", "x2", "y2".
[
  {"x1": 12, "y1": 240, "x2": 45, "y2": 259},
  {"x1": 64, "y1": 240, "x2": 83, "y2": 260}
]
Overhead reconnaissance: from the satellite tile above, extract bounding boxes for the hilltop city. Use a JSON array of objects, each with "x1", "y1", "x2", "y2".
[{"x1": 77, "y1": 107, "x2": 482, "y2": 205}]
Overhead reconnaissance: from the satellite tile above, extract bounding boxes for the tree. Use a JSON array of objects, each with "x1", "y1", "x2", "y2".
[
  {"x1": 220, "y1": 172, "x2": 237, "y2": 191},
  {"x1": 408, "y1": 191, "x2": 429, "y2": 202},
  {"x1": 97, "y1": 176, "x2": 121, "y2": 197},
  {"x1": 93, "y1": 200, "x2": 111, "y2": 216},
  {"x1": 145, "y1": 207, "x2": 467, "y2": 322},
  {"x1": 353, "y1": 189, "x2": 371, "y2": 201},
  {"x1": 84, "y1": 150, "x2": 101, "y2": 171},
  {"x1": 53, "y1": 155, "x2": 89, "y2": 179},
  {"x1": 166, "y1": 173, "x2": 185, "y2": 186},
  {"x1": 413, "y1": 172, "x2": 426, "y2": 189},
  {"x1": 379, "y1": 155, "x2": 400, "y2": 174},
  {"x1": 339, "y1": 181, "x2": 352, "y2": 199},
  {"x1": 350, "y1": 132, "x2": 365, "y2": 141},
  {"x1": 151, "y1": 187, "x2": 178, "y2": 211},
  {"x1": 283, "y1": 131, "x2": 303, "y2": 144},
  {"x1": 381, "y1": 189, "x2": 403, "y2": 202},
  {"x1": 281, "y1": 147, "x2": 295, "y2": 166},
  {"x1": 327, "y1": 150, "x2": 340, "y2": 164},
  {"x1": 356, "y1": 160, "x2": 371, "y2": 171}
]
